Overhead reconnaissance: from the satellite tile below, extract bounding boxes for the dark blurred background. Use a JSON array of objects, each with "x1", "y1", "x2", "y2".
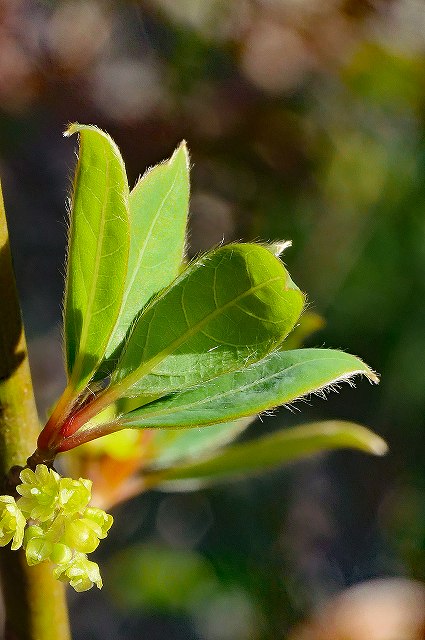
[{"x1": 1, "y1": 1, "x2": 425, "y2": 638}]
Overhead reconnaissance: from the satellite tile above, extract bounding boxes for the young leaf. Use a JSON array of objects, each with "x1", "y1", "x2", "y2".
[
  {"x1": 118, "y1": 348, "x2": 378, "y2": 429},
  {"x1": 103, "y1": 142, "x2": 189, "y2": 364},
  {"x1": 63, "y1": 124, "x2": 130, "y2": 392},
  {"x1": 109, "y1": 243, "x2": 305, "y2": 399},
  {"x1": 143, "y1": 421, "x2": 388, "y2": 489}
]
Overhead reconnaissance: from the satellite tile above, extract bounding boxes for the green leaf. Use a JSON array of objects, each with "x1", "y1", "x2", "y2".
[
  {"x1": 118, "y1": 348, "x2": 378, "y2": 429},
  {"x1": 63, "y1": 124, "x2": 130, "y2": 392},
  {"x1": 147, "y1": 416, "x2": 255, "y2": 470},
  {"x1": 110, "y1": 243, "x2": 305, "y2": 399},
  {"x1": 144, "y1": 421, "x2": 388, "y2": 489},
  {"x1": 104, "y1": 142, "x2": 189, "y2": 363}
]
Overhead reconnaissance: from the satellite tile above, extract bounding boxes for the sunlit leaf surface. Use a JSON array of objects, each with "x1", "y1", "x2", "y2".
[
  {"x1": 104, "y1": 142, "x2": 189, "y2": 362},
  {"x1": 64, "y1": 124, "x2": 129, "y2": 392}
]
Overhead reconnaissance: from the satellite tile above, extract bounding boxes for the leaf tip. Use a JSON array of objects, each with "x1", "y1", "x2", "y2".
[
  {"x1": 339, "y1": 422, "x2": 388, "y2": 457},
  {"x1": 173, "y1": 140, "x2": 190, "y2": 169},
  {"x1": 369, "y1": 434, "x2": 388, "y2": 456},
  {"x1": 63, "y1": 122, "x2": 80, "y2": 138},
  {"x1": 367, "y1": 369, "x2": 380, "y2": 385},
  {"x1": 269, "y1": 240, "x2": 292, "y2": 257}
]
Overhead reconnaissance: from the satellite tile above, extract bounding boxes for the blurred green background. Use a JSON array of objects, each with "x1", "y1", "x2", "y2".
[{"x1": 1, "y1": 1, "x2": 424, "y2": 638}]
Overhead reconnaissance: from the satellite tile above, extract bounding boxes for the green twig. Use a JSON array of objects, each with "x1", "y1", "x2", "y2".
[{"x1": 0, "y1": 183, "x2": 71, "y2": 639}]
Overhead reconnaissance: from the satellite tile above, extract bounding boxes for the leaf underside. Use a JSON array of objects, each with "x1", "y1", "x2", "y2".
[
  {"x1": 144, "y1": 421, "x2": 388, "y2": 489},
  {"x1": 119, "y1": 348, "x2": 378, "y2": 429},
  {"x1": 146, "y1": 416, "x2": 255, "y2": 470}
]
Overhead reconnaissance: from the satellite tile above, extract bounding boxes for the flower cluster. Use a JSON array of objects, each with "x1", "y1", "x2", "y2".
[{"x1": 0, "y1": 465, "x2": 113, "y2": 592}]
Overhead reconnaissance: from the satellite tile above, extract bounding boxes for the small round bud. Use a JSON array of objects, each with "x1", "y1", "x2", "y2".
[
  {"x1": 17, "y1": 465, "x2": 60, "y2": 522},
  {"x1": 0, "y1": 495, "x2": 26, "y2": 550},
  {"x1": 58, "y1": 477, "x2": 92, "y2": 516},
  {"x1": 25, "y1": 537, "x2": 53, "y2": 566},
  {"x1": 61, "y1": 518, "x2": 100, "y2": 554},
  {"x1": 50, "y1": 543, "x2": 73, "y2": 565}
]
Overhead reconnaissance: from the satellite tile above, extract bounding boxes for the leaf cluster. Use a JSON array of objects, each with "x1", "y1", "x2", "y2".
[{"x1": 34, "y1": 124, "x2": 384, "y2": 488}]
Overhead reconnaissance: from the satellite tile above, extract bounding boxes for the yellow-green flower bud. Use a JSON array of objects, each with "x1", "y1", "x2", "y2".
[
  {"x1": 17, "y1": 465, "x2": 60, "y2": 522},
  {"x1": 61, "y1": 518, "x2": 100, "y2": 554},
  {"x1": 24, "y1": 524, "x2": 52, "y2": 565},
  {"x1": 7, "y1": 464, "x2": 111, "y2": 592},
  {"x1": 23, "y1": 524, "x2": 44, "y2": 545},
  {"x1": 23, "y1": 525, "x2": 73, "y2": 566},
  {"x1": 60, "y1": 507, "x2": 113, "y2": 553},
  {"x1": 25, "y1": 537, "x2": 53, "y2": 566},
  {"x1": 54, "y1": 552, "x2": 103, "y2": 592},
  {"x1": 0, "y1": 496, "x2": 25, "y2": 550},
  {"x1": 82, "y1": 507, "x2": 113, "y2": 539},
  {"x1": 50, "y1": 543, "x2": 73, "y2": 565},
  {"x1": 58, "y1": 477, "x2": 92, "y2": 516}
]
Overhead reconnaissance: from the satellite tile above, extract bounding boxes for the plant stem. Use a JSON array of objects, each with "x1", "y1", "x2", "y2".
[
  {"x1": 0, "y1": 183, "x2": 71, "y2": 640},
  {"x1": 36, "y1": 384, "x2": 76, "y2": 453}
]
